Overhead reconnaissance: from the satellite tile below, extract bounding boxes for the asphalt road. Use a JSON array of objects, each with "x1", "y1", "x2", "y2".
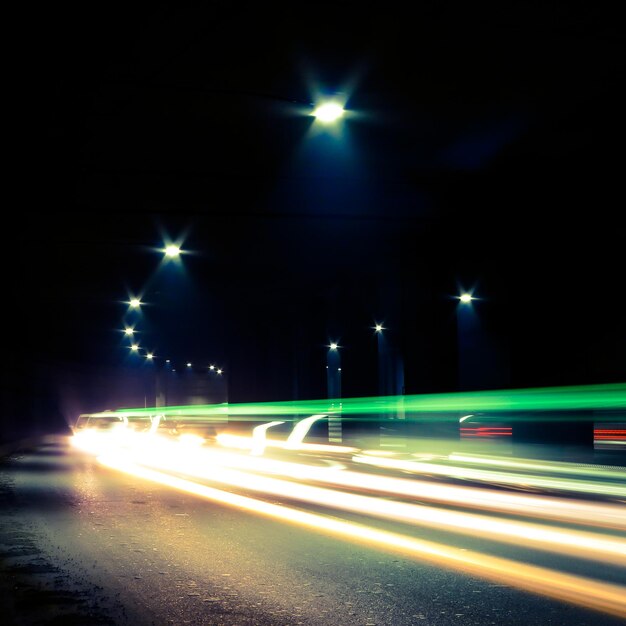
[{"x1": 1, "y1": 437, "x2": 624, "y2": 626}]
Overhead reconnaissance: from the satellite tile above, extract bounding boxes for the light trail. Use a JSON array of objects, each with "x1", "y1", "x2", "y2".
[
  {"x1": 448, "y1": 453, "x2": 626, "y2": 480},
  {"x1": 353, "y1": 454, "x2": 626, "y2": 498},
  {"x1": 72, "y1": 431, "x2": 626, "y2": 530},
  {"x1": 112, "y1": 381, "x2": 626, "y2": 418},
  {"x1": 126, "y1": 445, "x2": 626, "y2": 566},
  {"x1": 97, "y1": 453, "x2": 626, "y2": 619},
  {"x1": 250, "y1": 421, "x2": 284, "y2": 456},
  {"x1": 285, "y1": 414, "x2": 327, "y2": 449},
  {"x1": 216, "y1": 432, "x2": 357, "y2": 455},
  {"x1": 460, "y1": 426, "x2": 512, "y2": 437}
]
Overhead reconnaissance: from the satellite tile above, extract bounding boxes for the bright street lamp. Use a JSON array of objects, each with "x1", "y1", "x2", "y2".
[
  {"x1": 129, "y1": 298, "x2": 142, "y2": 309},
  {"x1": 329, "y1": 342, "x2": 338, "y2": 351},
  {"x1": 146, "y1": 353, "x2": 154, "y2": 360},
  {"x1": 313, "y1": 102, "x2": 344, "y2": 123},
  {"x1": 459, "y1": 293, "x2": 474, "y2": 304},
  {"x1": 130, "y1": 344, "x2": 140, "y2": 352},
  {"x1": 164, "y1": 245, "x2": 181, "y2": 258},
  {"x1": 124, "y1": 327, "x2": 135, "y2": 336},
  {"x1": 374, "y1": 323, "x2": 384, "y2": 333}
]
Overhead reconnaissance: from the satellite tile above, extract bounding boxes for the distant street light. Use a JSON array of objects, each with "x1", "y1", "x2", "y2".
[
  {"x1": 329, "y1": 342, "x2": 339, "y2": 351},
  {"x1": 313, "y1": 102, "x2": 344, "y2": 123},
  {"x1": 459, "y1": 293, "x2": 474, "y2": 304},
  {"x1": 164, "y1": 245, "x2": 181, "y2": 258},
  {"x1": 374, "y1": 323, "x2": 384, "y2": 333},
  {"x1": 130, "y1": 344, "x2": 140, "y2": 352},
  {"x1": 209, "y1": 365, "x2": 215, "y2": 370},
  {"x1": 124, "y1": 327, "x2": 135, "y2": 336},
  {"x1": 217, "y1": 369, "x2": 223, "y2": 375},
  {"x1": 129, "y1": 298, "x2": 142, "y2": 309},
  {"x1": 146, "y1": 353, "x2": 154, "y2": 360},
  {"x1": 187, "y1": 362, "x2": 192, "y2": 368}
]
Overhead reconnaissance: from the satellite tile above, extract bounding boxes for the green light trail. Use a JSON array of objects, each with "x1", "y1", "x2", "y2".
[{"x1": 114, "y1": 383, "x2": 626, "y2": 422}]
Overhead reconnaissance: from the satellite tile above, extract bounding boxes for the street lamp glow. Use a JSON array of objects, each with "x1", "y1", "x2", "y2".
[
  {"x1": 164, "y1": 245, "x2": 181, "y2": 258},
  {"x1": 129, "y1": 298, "x2": 142, "y2": 309},
  {"x1": 146, "y1": 353, "x2": 154, "y2": 360},
  {"x1": 313, "y1": 102, "x2": 344, "y2": 123},
  {"x1": 217, "y1": 369, "x2": 223, "y2": 375},
  {"x1": 459, "y1": 293, "x2": 474, "y2": 304},
  {"x1": 124, "y1": 327, "x2": 134, "y2": 336},
  {"x1": 187, "y1": 363, "x2": 192, "y2": 368},
  {"x1": 130, "y1": 344, "x2": 139, "y2": 352},
  {"x1": 209, "y1": 365, "x2": 215, "y2": 370},
  {"x1": 329, "y1": 343, "x2": 338, "y2": 351},
  {"x1": 375, "y1": 324, "x2": 384, "y2": 333}
]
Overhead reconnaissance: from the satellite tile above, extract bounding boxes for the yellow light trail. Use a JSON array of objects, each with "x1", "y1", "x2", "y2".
[
  {"x1": 125, "y1": 446, "x2": 626, "y2": 567},
  {"x1": 72, "y1": 432, "x2": 626, "y2": 530},
  {"x1": 97, "y1": 453, "x2": 626, "y2": 619}
]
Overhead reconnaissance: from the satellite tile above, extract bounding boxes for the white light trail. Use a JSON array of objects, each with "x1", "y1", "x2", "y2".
[
  {"x1": 250, "y1": 421, "x2": 285, "y2": 456},
  {"x1": 217, "y1": 433, "x2": 357, "y2": 455},
  {"x1": 97, "y1": 453, "x2": 626, "y2": 619},
  {"x1": 285, "y1": 415, "x2": 327, "y2": 450},
  {"x1": 126, "y1": 446, "x2": 626, "y2": 566},
  {"x1": 71, "y1": 432, "x2": 626, "y2": 530},
  {"x1": 353, "y1": 454, "x2": 626, "y2": 498},
  {"x1": 448, "y1": 452, "x2": 626, "y2": 481}
]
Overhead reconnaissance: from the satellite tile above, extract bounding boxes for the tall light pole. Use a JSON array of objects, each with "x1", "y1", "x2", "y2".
[
  {"x1": 326, "y1": 342, "x2": 342, "y2": 443},
  {"x1": 374, "y1": 323, "x2": 387, "y2": 396},
  {"x1": 374, "y1": 322, "x2": 406, "y2": 449},
  {"x1": 326, "y1": 343, "x2": 341, "y2": 399},
  {"x1": 456, "y1": 290, "x2": 480, "y2": 391}
]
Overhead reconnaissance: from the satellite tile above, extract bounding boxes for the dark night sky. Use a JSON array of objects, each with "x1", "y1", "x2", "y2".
[{"x1": 5, "y1": 1, "x2": 625, "y2": 435}]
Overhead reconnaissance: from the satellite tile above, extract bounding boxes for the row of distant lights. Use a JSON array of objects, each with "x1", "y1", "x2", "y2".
[
  {"x1": 166, "y1": 361, "x2": 224, "y2": 375},
  {"x1": 122, "y1": 245, "x2": 225, "y2": 375},
  {"x1": 128, "y1": 242, "x2": 473, "y2": 360},
  {"x1": 327, "y1": 324, "x2": 383, "y2": 352},
  {"x1": 326, "y1": 294, "x2": 473, "y2": 351}
]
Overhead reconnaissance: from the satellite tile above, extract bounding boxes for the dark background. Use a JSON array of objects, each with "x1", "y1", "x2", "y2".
[{"x1": 5, "y1": 1, "x2": 624, "y2": 440}]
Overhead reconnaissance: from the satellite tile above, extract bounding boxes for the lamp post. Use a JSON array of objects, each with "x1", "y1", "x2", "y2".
[
  {"x1": 374, "y1": 323, "x2": 387, "y2": 396},
  {"x1": 456, "y1": 290, "x2": 480, "y2": 391},
  {"x1": 373, "y1": 322, "x2": 406, "y2": 449},
  {"x1": 326, "y1": 343, "x2": 341, "y2": 399},
  {"x1": 326, "y1": 342, "x2": 342, "y2": 443}
]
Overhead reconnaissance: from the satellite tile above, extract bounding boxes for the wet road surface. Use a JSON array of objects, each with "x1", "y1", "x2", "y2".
[{"x1": 1, "y1": 437, "x2": 624, "y2": 625}]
